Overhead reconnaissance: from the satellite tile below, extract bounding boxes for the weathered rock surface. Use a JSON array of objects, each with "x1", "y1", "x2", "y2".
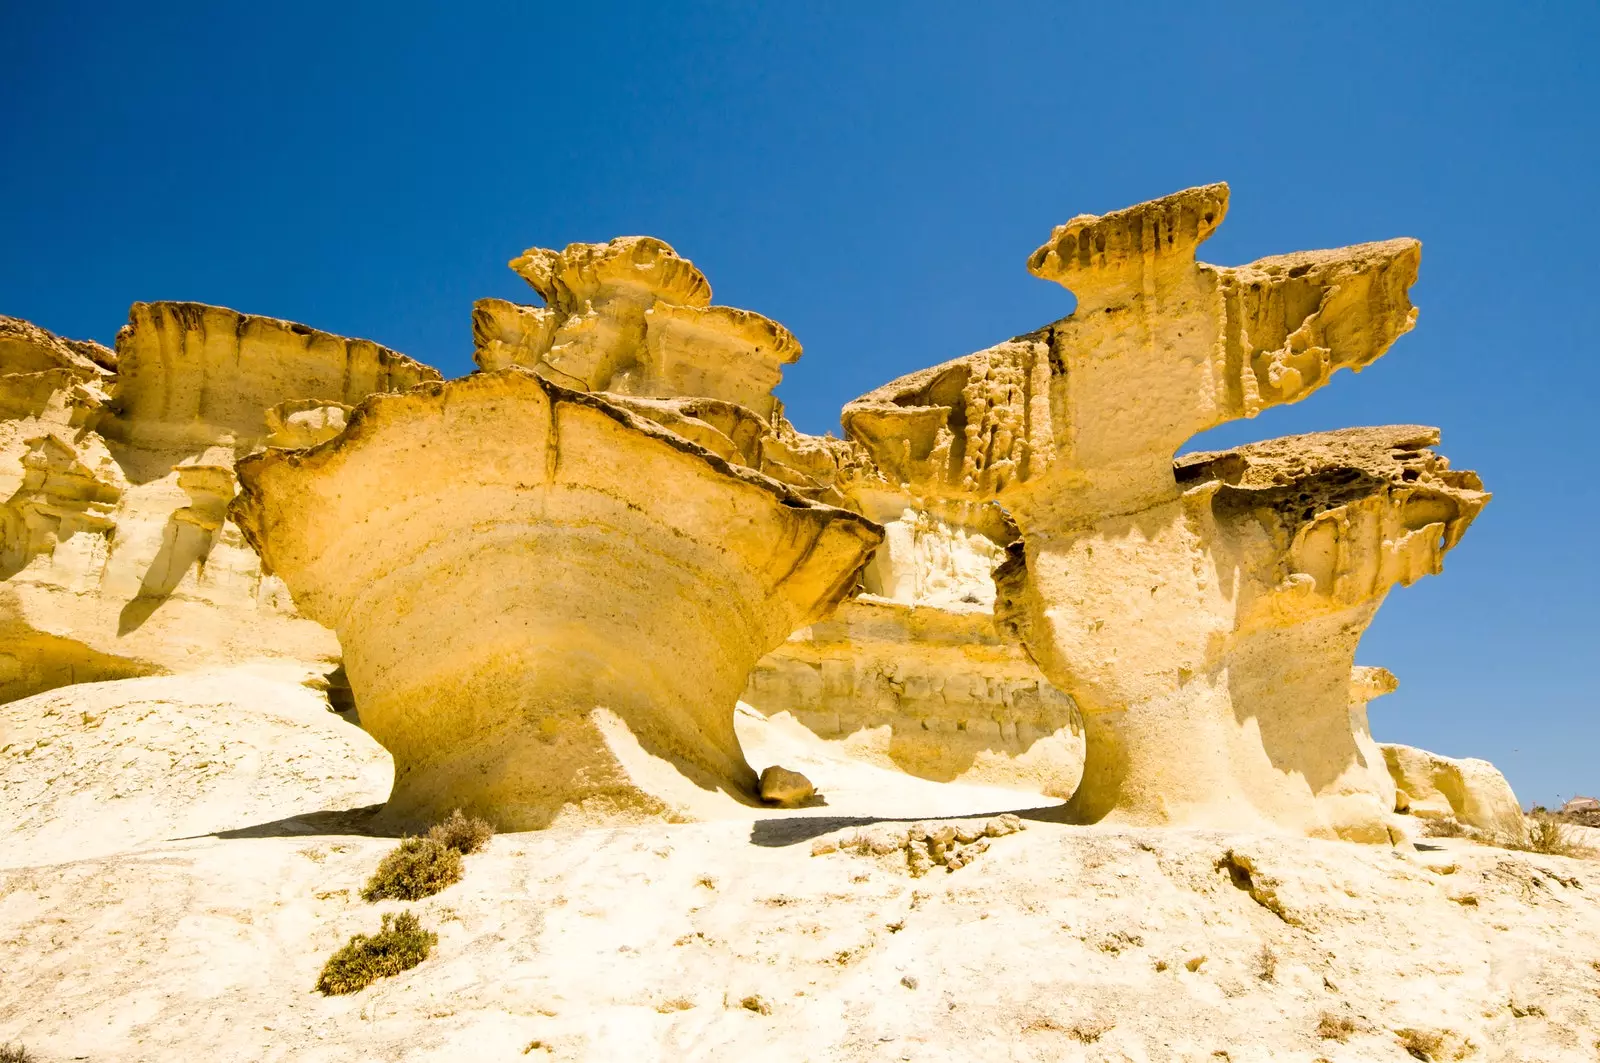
[
  {"x1": 756, "y1": 764, "x2": 814, "y2": 807},
  {"x1": 0, "y1": 308, "x2": 438, "y2": 704},
  {"x1": 4, "y1": 790, "x2": 1598, "y2": 1060},
  {"x1": 477, "y1": 237, "x2": 799, "y2": 419},
  {"x1": 1349, "y1": 665, "x2": 1401, "y2": 820},
  {"x1": 1383, "y1": 743, "x2": 1527, "y2": 842},
  {"x1": 744, "y1": 597, "x2": 1084, "y2": 797},
  {"x1": 232, "y1": 369, "x2": 882, "y2": 830},
  {"x1": 847, "y1": 184, "x2": 1490, "y2": 839},
  {"x1": 0, "y1": 671, "x2": 391, "y2": 868}
]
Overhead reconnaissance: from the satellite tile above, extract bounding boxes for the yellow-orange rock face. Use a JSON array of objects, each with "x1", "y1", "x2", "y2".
[
  {"x1": 0, "y1": 307, "x2": 437, "y2": 703},
  {"x1": 847, "y1": 184, "x2": 1491, "y2": 839},
  {"x1": 232, "y1": 369, "x2": 882, "y2": 830}
]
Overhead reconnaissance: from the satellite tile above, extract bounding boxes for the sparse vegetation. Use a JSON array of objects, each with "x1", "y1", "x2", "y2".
[
  {"x1": 427, "y1": 809, "x2": 494, "y2": 855},
  {"x1": 1254, "y1": 944, "x2": 1279, "y2": 982},
  {"x1": 1395, "y1": 1026, "x2": 1448, "y2": 1060},
  {"x1": 1422, "y1": 817, "x2": 1465, "y2": 839},
  {"x1": 0, "y1": 1044, "x2": 34, "y2": 1063},
  {"x1": 360, "y1": 836, "x2": 464, "y2": 901},
  {"x1": 1069, "y1": 1019, "x2": 1115, "y2": 1043},
  {"x1": 1505, "y1": 813, "x2": 1595, "y2": 859},
  {"x1": 315, "y1": 911, "x2": 436, "y2": 995},
  {"x1": 1317, "y1": 1013, "x2": 1355, "y2": 1042}
]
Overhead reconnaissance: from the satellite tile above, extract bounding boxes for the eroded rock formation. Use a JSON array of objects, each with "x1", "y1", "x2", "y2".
[
  {"x1": 232, "y1": 370, "x2": 881, "y2": 829},
  {"x1": 1383, "y1": 743, "x2": 1526, "y2": 842},
  {"x1": 0, "y1": 307, "x2": 438, "y2": 703},
  {"x1": 475, "y1": 237, "x2": 798, "y2": 419},
  {"x1": 847, "y1": 184, "x2": 1491, "y2": 839}
]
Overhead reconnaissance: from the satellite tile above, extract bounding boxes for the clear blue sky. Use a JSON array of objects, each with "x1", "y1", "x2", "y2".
[{"x1": 4, "y1": 3, "x2": 1594, "y2": 806}]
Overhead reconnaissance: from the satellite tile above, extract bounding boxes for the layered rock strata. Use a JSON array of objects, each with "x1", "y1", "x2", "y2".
[
  {"x1": 231, "y1": 369, "x2": 882, "y2": 830},
  {"x1": 847, "y1": 184, "x2": 1490, "y2": 839},
  {"x1": 0, "y1": 307, "x2": 438, "y2": 703},
  {"x1": 474, "y1": 237, "x2": 799, "y2": 419}
]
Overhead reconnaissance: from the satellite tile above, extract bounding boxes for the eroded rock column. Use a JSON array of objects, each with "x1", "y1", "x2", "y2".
[
  {"x1": 844, "y1": 184, "x2": 1488, "y2": 838},
  {"x1": 232, "y1": 370, "x2": 881, "y2": 829}
]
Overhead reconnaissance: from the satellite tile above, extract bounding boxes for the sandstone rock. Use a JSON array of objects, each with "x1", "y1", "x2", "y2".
[
  {"x1": 0, "y1": 309, "x2": 438, "y2": 704},
  {"x1": 231, "y1": 369, "x2": 882, "y2": 830},
  {"x1": 0, "y1": 671, "x2": 391, "y2": 867},
  {"x1": 848, "y1": 184, "x2": 1484, "y2": 839},
  {"x1": 757, "y1": 765, "x2": 815, "y2": 807},
  {"x1": 1563, "y1": 796, "x2": 1600, "y2": 814},
  {"x1": 1348, "y1": 666, "x2": 1400, "y2": 821},
  {"x1": 478, "y1": 237, "x2": 798, "y2": 418},
  {"x1": 1382, "y1": 744, "x2": 1526, "y2": 842},
  {"x1": 743, "y1": 597, "x2": 1084, "y2": 798}
]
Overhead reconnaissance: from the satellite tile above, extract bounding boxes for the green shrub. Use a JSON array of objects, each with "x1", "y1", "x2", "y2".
[
  {"x1": 427, "y1": 809, "x2": 495, "y2": 855},
  {"x1": 315, "y1": 911, "x2": 436, "y2": 995},
  {"x1": 361, "y1": 837, "x2": 463, "y2": 902}
]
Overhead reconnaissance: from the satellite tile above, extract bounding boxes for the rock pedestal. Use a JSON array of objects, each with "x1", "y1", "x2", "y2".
[{"x1": 233, "y1": 370, "x2": 881, "y2": 829}]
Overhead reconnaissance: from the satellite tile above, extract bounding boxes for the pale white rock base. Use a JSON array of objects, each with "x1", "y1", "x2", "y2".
[{"x1": 1, "y1": 700, "x2": 1598, "y2": 1062}]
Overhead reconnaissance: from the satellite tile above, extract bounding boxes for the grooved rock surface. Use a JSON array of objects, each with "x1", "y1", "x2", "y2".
[
  {"x1": 744, "y1": 597, "x2": 1084, "y2": 798},
  {"x1": 1, "y1": 309, "x2": 438, "y2": 704},
  {"x1": 846, "y1": 184, "x2": 1491, "y2": 839},
  {"x1": 0, "y1": 671, "x2": 391, "y2": 868},
  {"x1": 231, "y1": 368, "x2": 882, "y2": 830}
]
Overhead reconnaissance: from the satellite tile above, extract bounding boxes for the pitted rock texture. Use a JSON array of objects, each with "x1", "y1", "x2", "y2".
[
  {"x1": 476, "y1": 237, "x2": 798, "y2": 419},
  {"x1": 231, "y1": 368, "x2": 882, "y2": 830},
  {"x1": 847, "y1": 184, "x2": 1493, "y2": 838}
]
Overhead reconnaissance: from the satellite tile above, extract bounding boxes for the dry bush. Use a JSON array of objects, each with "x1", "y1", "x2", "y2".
[
  {"x1": 1317, "y1": 1013, "x2": 1356, "y2": 1042},
  {"x1": 1422, "y1": 817, "x2": 1465, "y2": 839},
  {"x1": 361, "y1": 837, "x2": 463, "y2": 902},
  {"x1": 1508, "y1": 814, "x2": 1595, "y2": 859},
  {"x1": 0, "y1": 1044, "x2": 34, "y2": 1063},
  {"x1": 1395, "y1": 1027, "x2": 1448, "y2": 1060},
  {"x1": 315, "y1": 910, "x2": 436, "y2": 995},
  {"x1": 1255, "y1": 944, "x2": 1279, "y2": 982},
  {"x1": 427, "y1": 809, "x2": 494, "y2": 855}
]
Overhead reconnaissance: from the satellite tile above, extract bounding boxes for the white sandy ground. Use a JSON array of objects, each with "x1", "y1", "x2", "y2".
[{"x1": 3, "y1": 676, "x2": 1600, "y2": 1062}]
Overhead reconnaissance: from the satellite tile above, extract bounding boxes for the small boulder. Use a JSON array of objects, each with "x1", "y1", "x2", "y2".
[
  {"x1": 1562, "y1": 796, "x2": 1600, "y2": 814},
  {"x1": 758, "y1": 765, "x2": 815, "y2": 807}
]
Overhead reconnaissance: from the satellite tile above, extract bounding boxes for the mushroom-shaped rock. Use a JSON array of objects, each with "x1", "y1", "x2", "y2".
[
  {"x1": 845, "y1": 185, "x2": 1473, "y2": 839},
  {"x1": 995, "y1": 425, "x2": 1486, "y2": 837},
  {"x1": 844, "y1": 183, "x2": 1422, "y2": 517},
  {"x1": 480, "y1": 237, "x2": 801, "y2": 419},
  {"x1": 1382, "y1": 744, "x2": 1526, "y2": 842},
  {"x1": 231, "y1": 369, "x2": 883, "y2": 829}
]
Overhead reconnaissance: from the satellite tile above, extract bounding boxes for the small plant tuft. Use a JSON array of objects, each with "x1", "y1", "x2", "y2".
[
  {"x1": 1317, "y1": 1013, "x2": 1356, "y2": 1042},
  {"x1": 0, "y1": 1044, "x2": 35, "y2": 1063},
  {"x1": 1422, "y1": 817, "x2": 1466, "y2": 839},
  {"x1": 1508, "y1": 813, "x2": 1595, "y2": 859},
  {"x1": 427, "y1": 809, "x2": 495, "y2": 855},
  {"x1": 1255, "y1": 944, "x2": 1279, "y2": 982},
  {"x1": 361, "y1": 836, "x2": 463, "y2": 902},
  {"x1": 315, "y1": 910, "x2": 436, "y2": 995}
]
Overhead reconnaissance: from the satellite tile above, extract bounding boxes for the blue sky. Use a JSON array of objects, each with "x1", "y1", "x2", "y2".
[{"x1": 4, "y1": 3, "x2": 1595, "y2": 805}]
